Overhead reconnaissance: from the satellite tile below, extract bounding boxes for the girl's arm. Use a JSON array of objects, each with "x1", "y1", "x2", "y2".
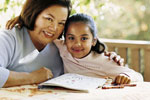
[{"x1": 105, "y1": 63, "x2": 143, "y2": 83}]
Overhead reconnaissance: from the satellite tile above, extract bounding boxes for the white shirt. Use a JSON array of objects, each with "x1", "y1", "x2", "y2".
[{"x1": 0, "y1": 27, "x2": 64, "y2": 87}]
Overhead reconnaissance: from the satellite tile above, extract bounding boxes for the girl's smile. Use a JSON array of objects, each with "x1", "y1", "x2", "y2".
[
  {"x1": 71, "y1": 48, "x2": 84, "y2": 53},
  {"x1": 65, "y1": 22, "x2": 95, "y2": 59}
]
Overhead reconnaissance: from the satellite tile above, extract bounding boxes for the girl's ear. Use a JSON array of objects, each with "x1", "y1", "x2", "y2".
[{"x1": 92, "y1": 38, "x2": 97, "y2": 46}]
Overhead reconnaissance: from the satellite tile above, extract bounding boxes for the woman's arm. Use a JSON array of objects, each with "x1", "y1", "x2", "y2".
[
  {"x1": 104, "y1": 51, "x2": 124, "y2": 66},
  {"x1": 3, "y1": 67, "x2": 53, "y2": 88},
  {"x1": 0, "y1": 30, "x2": 53, "y2": 87}
]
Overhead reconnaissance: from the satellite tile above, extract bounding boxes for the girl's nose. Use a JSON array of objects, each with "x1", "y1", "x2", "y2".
[{"x1": 75, "y1": 40, "x2": 81, "y2": 47}]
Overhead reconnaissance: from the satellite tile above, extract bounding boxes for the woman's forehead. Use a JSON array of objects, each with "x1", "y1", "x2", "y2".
[{"x1": 42, "y1": 5, "x2": 68, "y2": 21}]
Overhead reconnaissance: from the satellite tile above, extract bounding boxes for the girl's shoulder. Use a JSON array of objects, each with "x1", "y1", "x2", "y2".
[
  {"x1": 90, "y1": 51, "x2": 105, "y2": 58},
  {"x1": 79, "y1": 51, "x2": 105, "y2": 61}
]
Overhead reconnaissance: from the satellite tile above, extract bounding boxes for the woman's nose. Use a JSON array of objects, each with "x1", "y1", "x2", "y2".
[{"x1": 49, "y1": 21, "x2": 57, "y2": 32}]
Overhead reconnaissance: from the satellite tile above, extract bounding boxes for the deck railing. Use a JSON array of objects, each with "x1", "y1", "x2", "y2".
[{"x1": 101, "y1": 38, "x2": 150, "y2": 81}]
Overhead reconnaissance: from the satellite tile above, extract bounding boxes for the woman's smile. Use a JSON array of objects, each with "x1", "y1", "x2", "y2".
[
  {"x1": 29, "y1": 5, "x2": 68, "y2": 50},
  {"x1": 43, "y1": 30, "x2": 54, "y2": 38}
]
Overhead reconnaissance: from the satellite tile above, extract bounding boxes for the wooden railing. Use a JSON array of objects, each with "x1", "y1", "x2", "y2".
[{"x1": 101, "y1": 38, "x2": 150, "y2": 81}]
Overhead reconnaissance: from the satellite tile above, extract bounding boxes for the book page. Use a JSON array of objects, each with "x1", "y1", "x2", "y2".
[{"x1": 39, "y1": 73, "x2": 106, "y2": 92}]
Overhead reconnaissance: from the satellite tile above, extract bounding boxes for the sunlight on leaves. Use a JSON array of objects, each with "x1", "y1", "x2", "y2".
[{"x1": 0, "y1": 0, "x2": 149, "y2": 40}]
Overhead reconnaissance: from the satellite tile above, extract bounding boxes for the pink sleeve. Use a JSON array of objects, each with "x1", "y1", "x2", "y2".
[
  {"x1": 100, "y1": 54, "x2": 143, "y2": 82},
  {"x1": 53, "y1": 39, "x2": 67, "y2": 56},
  {"x1": 53, "y1": 39, "x2": 64, "y2": 49}
]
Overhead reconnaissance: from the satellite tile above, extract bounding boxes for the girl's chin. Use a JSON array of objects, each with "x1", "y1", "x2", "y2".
[{"x1": 72, "y1": 55, "x2": 84, "y2": 59}]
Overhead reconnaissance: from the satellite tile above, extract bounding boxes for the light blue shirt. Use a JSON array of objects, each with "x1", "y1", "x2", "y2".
[{"x1": 0, "y1": 27, "x2": 64, "y2": 87}]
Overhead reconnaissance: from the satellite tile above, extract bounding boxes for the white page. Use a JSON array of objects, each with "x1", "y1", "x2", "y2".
[{"x1": 39, "y1": 73, "x2": 106, "y2": 92}]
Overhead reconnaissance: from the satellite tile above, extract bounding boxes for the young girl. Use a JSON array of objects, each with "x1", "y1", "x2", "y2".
[{"x1": 54, "y1": 13, "x2": 143, "y2": 84}]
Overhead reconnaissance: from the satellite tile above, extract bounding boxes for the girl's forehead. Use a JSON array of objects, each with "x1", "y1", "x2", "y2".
[
  {"x1": 66, "y1": 22, "x2": 92, "y2": 36},
  {"x1": 68, "y1": 22, "x2": 89, "y2": 29}
]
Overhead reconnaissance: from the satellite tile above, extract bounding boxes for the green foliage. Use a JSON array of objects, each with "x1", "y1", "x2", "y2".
[
  {"x1": 0, "y1": 0, "x2": 25, "y2": 28},
  {"x1": 1, "y1": 0, "x2": 10, "y2": 12},
  {"x1": 71, "y1": 9, "x2": 76, "y2": 15},
  {"x1": 5, "y1": 0, "x2": 10, "y2": 4},
  {"x1": 81, "y1": 0, "x2": 90, "y2": 5},
  {"x1": 0, "y1": 0, "x2": 149, "y2": 41}
]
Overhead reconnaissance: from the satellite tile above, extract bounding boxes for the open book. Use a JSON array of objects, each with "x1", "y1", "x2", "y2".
[{"x1": 38, "y1": 73, "x2": 107, "y2": 92}]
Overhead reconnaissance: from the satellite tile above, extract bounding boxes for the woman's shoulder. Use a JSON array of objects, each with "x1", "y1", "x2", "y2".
[
  {"x1": 0, "y1": 26, "x2": 25, "y2": 38},
  {"x1": 0, "y1": 27, "x2": 16, "y2": 41},
  {"x1": 0, "y1": 26, "x2": 28, "y2": 45}
]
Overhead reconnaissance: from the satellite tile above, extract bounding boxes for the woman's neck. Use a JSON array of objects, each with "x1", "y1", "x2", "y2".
[
  {"x1": 28, "y1": 30, "x2": 46, "y2": 52},
  {"x1": 33, "y1": 42, "x2": 45, "y2": 52}
]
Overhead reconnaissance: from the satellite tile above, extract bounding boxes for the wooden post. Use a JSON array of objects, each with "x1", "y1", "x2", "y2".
[
  {"x1": 107, "y1": 46, "x2": 116, "y2": 52},
  {"x1": 118, "y1": 48, "x2": 128, "y2": 64},
  {"x1": 131, "y1": 48, "x2": 140, "y2": 72},
  {"x1": 144, "y1": 48, "x2": 150, "y2": 81}
]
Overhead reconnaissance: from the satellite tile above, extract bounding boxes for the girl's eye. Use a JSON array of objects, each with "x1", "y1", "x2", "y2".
[
  {"x1": 68, "y1": 37, "x2": 74, "y2": 40},
  {"x1": 81, "y1": 37, "x2": 88, "y2": 41}
]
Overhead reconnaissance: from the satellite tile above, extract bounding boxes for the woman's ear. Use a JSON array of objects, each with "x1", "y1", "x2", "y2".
[{"x1": 92, "y1": 38, "x2": 97, "y2": 46}]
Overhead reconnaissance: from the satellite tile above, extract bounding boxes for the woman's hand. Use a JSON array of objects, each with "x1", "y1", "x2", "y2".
[
  {"x1": 6, "y1": 16, "x2": 22, "y2": 30},
  {"x1": 104, "y1": 51, "x2": 124, "y2": 66},
  {"x1": 114, "y1": 73, "x2": 131, "y2": 85},
  {"x1": 30, "y1": 67, "x2": 53, "y2": 84}
]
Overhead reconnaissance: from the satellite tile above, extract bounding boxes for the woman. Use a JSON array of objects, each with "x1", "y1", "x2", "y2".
[
  {"x1": 0, "y1": 0, "x2": 72, "y2": 88},
  {"x1": 2, "y1": 0, "x2": 123, "y2": 88}
]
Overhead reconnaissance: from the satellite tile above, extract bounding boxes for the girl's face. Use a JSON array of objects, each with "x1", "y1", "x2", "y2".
[
  {"x1": 29, "y1": 5, "x2": 68, "y2": 51},
  {"x1": 65, "y1": 22, "x2": 96, "y2": 59}
]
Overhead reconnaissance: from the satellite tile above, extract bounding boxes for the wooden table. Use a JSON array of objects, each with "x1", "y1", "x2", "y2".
[{"x1": 0, "y1": 82, "x2": 150, "y2": 100}]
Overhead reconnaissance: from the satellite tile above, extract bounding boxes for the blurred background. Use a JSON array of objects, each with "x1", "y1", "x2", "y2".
[{"x1": 0, "y1": 0, "x2": 150, "y2": 40}]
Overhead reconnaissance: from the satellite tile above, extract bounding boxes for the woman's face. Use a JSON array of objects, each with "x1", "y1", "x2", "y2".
[
  {"x1": 65, "y1": 22, "x2": 95, "y2": 59},
  {"x1": 29, "y1": 5, "x2": 68, "y2": 50}
]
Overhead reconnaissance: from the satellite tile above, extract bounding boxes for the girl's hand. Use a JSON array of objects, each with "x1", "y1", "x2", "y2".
[
  {"x1": 114, "y1": 73, "x2": 131, "y2": 85},
  {"x1": 6, "y1": 16, "x2": 22, "y2": 30},
  {"x1": 30, "y1": 67, "x2": 53, "y2": 84},
  {"x1": 104, "y1": 51, "x2": 124, "y2": 66}
]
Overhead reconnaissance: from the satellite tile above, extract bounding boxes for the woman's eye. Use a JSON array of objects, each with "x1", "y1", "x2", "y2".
[
  {"x1": 81, "y1": 37, "x2": 88, "y2": 40},
  {"x1": 46, "y1": 17, "x2": 53, "y2": 22},
  {"x1": 59, "y1": 22, "x2": 65, "y2": 26}
]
